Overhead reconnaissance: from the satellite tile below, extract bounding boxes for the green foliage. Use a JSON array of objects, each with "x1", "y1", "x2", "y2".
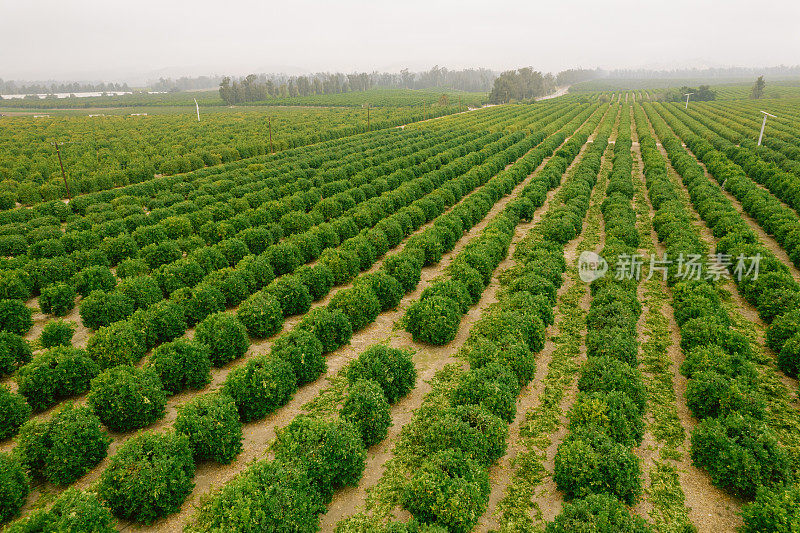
[
  {"x1": 0, "y1": 332, "x2": 32, "y2": 376},
  {"x1": 72, "y1": 265, "x2": 116, "y2": 297},
  {"x1": 383, "y1": 254, "x2": 422, "y2": 293},
  {"x1": 294, "y1": 264, "x2": 335, "y2": 301},
  {"x1": 147, "y1": 340, "x2": 212, "y2": 395},
  {"x1": 346, "y1": 344, "x2": 416, "y2": 404},
  {"x1": 0, "y1": 299, "x2": 33, "y2": 335},
  {"x1": 39, "y1": 282, "x2": 76, "y2": 316},
  {"x1": 117, "y1": 275, "x2": 163, "y2": 309},
  {"x1": 297, "y1": 307, "x2": 352, "y2": 353},
  {"x1": 16, "y1": 403, "x2": 110, "y2": 485},
  {"x1": 568, "y1": 391, "x2": 644, "y2": 448},
  {"x1": 329, "y1": 284, "x2": 381, "y2": 332},
  {"x1": 222, "y1": 355, "x2": 296, "y2": 422},
  {"x1": 741, "y1": 484, "x2": 800, "y2": 533},
  {"x1": 274, "y1": 416, "x2": 366, "y2": 503},
  {"x1": 87, "y1": 366, "x2": 167, "y2": 432},
  {"x1": 195, "y1": 312, "x2": 249, "y2": 366},
  {"x1": 545, "y1": 494, "x2": 653, "y2": 533},
  {"x1": 405, "y1": 296, "x2": 462, "y2": 345},
  {"x1": 185, "y1": 460, "x2": 324, "y2": 533},
  {"x1": 577, "y1": 356, "x2": 646, "y2": 414},
  {"x1": 777, "y1": 333, "x2": 800, "y2": 377},
  {"x1": 554, "y1": 432, "x2": 642, "y2": 504},
  {"x1": 450, "y1": 363, "x2": 519, "y2": 423},
  {"x1": 86, "y1": 320, "x2": 144, "y2": 369},
  {"x1": 17, "y1": 347, "x2": 99, "y2": 411},
  {"x1": 39, "y1": 319, "x2": 75, "y2": 348},
  {"x1": 175, "y1": 393, "x2": 242, "y2": 464},
  {"x1": 98, "y1": 431, "x2": 195, "y2": 524},
  {"x1": 79, "y1": 290, "x2": 135, "y2": 329},
  {"x1": 463, "y1": 337, "x2": 536, "y2": 386},
  {"x1": 271, "y1": 329, "x2": 326, "y2": 385},
  {"x1": 401, "y1": 448, "x2": 489, "y2": 533},
  {"x1": 690, "y1": 413, "x2": 792, "y2": 498},
  {"x1": 5, "y1": 488, "x2": 115, "y2": 533},
  {"x1": 0, "y1": 385, "x2": 30, "y2": 441},
  {"x1": 235, "y1": 291, "x2": 283, "y2": 338},
  {"x1": 356, "y1": 271, "x2": 404, "y2": 311},
  {"x1": 0, "y1": 452, "x2": 29, "y2": 524},
  {"x1": 265, "y1": 275, "x2": 312, "y2": 317},
  {"x1": 341, "y1": 380, "x2": 392, "y2": 447}
]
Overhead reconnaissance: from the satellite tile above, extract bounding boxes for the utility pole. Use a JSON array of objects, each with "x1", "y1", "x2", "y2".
[
  {"x1": 758, "y1": 110, "x2": 776, "y2": 146},
  {"x1": 52, "y1": 141, "x2": 72, "y2": 201},
  {"x1": 268, "y1": 117, "x2": 273, "y2": 153},
  {"x1": 194, "y1": 98, "x2": 200, "y2": 121},
  {"x1": 684, "y1": 92, "x2": 694, "y2": 110}
]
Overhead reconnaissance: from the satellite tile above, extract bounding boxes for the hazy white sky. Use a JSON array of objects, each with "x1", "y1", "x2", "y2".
[{"x1": 2, "y1": 0, "x2": 799, "y2": 82}]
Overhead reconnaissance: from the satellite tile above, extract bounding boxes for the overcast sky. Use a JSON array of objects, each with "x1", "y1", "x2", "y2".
[{"x1": 2, "y1": 0, "x2": 799, "y2": 83}]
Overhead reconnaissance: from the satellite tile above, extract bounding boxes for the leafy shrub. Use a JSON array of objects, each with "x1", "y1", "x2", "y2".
[
  {"x1": 346, "y1": 345, "x2": 416, "y2": 404},
  {"x1": 421, "y1": 280, "x2": 472, "y2": 314},
  {"x1": 0, "y1": 332, "x2": 32, "y2": 376},
  {"x1": 174, "y1": 393, "x2": 242, "y2": 464},
  {"x1": 0, "y1": 299, "x2": 33, "y2": 335},
  {"x1": 568, "y1": 391, "x2": 644, "y2": 447},
  {"x1": 297, "y1": 308, "x2": 352, "y2": 353},
  {"x1": 463, "y1": 337, "x2": 536, "y2": 386},
  {"x1": 341, "y1": 380, "x2": 391, "y2": 447},
  {"x1": 72, "y1": 265, "x2": 116, "y2": 297},
  {"x1": 329, "y1": 284, "x2": 380, "y2": 332},
  {"x1": 133, "y1": 300, "x2": 187, "y2": 348},
  {"x1": 685, "y1": 371, "x2": 763, "y2": 420},
  {"x1": 265, "y1": 276, "x2": 312, "y2": 317},
  {"x1": 39, "y1": 319, "x2": 75, "y2": 348},
  {"x1": 450, "y1": 363, "x2": 519, "y2": 423},
  {"x1": 405, "y1": 296, "x2": 462, "y2": 345},
  {"x1": 235, "y1": 292, "x2": 283, "y2": 338},
  {"x1": 545, "y1": 494, "x2": 653, "y2": 533},
  {"x1": 79, "y1": 290, "x2": 135, "y2": 329},
  {"x1": 401, "y1": 448, "x2": 489, "y2": 533},
  {"x1": 423, "y1": 404, "x2": 508, "y2": 467},
  {"x1": 0, "y1": 452, "x2": 29, "y2": 523},
  {"x1": 6, "y1": 488, "x2": 115, "y2": 533},
  {"x1": 87, "y1": 366, "x2": 167, "y2": 432},
  {"x1": 690, "y1": 413, "x2": 792, "y2": 498},
  {"x1": 98, "y1": 431, "x2": 195, "y2": 523},
  {"x1": 117, "y1": 275, "x2": 163, "y2": 309},
  {"x1": 222, "y1": 355, "x2": 296, "y2": 422},
  {"x1": 17, "y1": 347, "x2": 99, "y2": 411},
  {"x1": 185, "y1": 460, "x2": 324, "y2": 533},
  {"x1": 16, "y1": 403, "x2": 110, "y2": 485},
  {"x1": 356, "y1": 272, "x2": 404, "y2": 312},
  {"x1": 195, "y1": 312, "x2": 249, "y2": 366},
  {"x1": 741, "y1": 484, "x2": 800, "y2": 533},
  {"x1": 39, "y1": 283, "x2": 76, "y2": 316},
  {"x1": 448, "y1": 263, "x2": 484, "y2": 304},
  {"x1": 274, "y1": 416, "x2": 366, "y2": 503},
  {"x1": 172, "y1": 283, "x2": 226, "y2": 326},
  {"x1": 778, "y1": 333, "x2": 800, "y2": 377},
  {"x1": 585, "y1": 327, "x2": 638, "y2": 365},
  {"x1": 86, "y1": 320, "x2": 146, "y2": 369},
  {"x1": 116, "y1": 258, "x2": 149, "y2": 278},
  {"x1": 0, "y1": 385, "x2": 30, "y2": 441},
  {"x1": 270, "y1": 329, "x2": 326, "y2": 385},
  {"x1": 766, "y1": 309, "x2": 800, "y2": 353},
  {"x1": 554, "y1": 431, "x2": 642, "y2": 504},
  {"x1": 147, "y1": 340, "x2": 212, "y2": 395},
  {"x1": 577, "y1": 356, "x2": 646, "y2": 414},
  {"x1": 383, "y1": 254, "x2": 422, "y2": 293},
  {"x1": 295, "y1": 264, "x2": 335, "y2": 301}
]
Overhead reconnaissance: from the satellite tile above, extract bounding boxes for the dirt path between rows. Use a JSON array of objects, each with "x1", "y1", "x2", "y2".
[
  {"x1": 323, "y1": 116, "x2": 598, "y2": 530},
  {"x1": 477, "y1": 105, "x2": 616, "y2": 530},
  {"x1": 639, "y1": 106, "x2": 746, "y2": 531}
]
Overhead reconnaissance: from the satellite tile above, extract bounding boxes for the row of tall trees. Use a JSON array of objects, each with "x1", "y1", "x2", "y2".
[
  {"x1": 665, "y1": 84, "x2": 717, "y2": 102},
  {"x1": 0, "y1": 80, "x2": 131, "y2": 95},
  {"x1": 217, "y1": 67, "x2": 500, "y2": 104},
  {"x1": 488, "y1": 68, "x2": 557, "y2": 103}
]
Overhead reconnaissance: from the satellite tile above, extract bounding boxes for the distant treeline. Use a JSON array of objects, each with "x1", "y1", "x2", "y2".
[
  {"x1": 0, "y1": 79, "x2": 131, "y2": 95},
  {"x1": 149, "y1": 76, "x2": 224, "y2": 92},
  {"x1": 217, "y1": 66, "x2": 497, "y2": 105},
  {"x1": 602, "y1": 66, "x2": 800, "y2": 79}
]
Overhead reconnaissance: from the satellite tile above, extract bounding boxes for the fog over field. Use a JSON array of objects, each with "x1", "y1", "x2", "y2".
[{"x1": 2, "y1": 0, "x2": 799, "y2": 82}]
